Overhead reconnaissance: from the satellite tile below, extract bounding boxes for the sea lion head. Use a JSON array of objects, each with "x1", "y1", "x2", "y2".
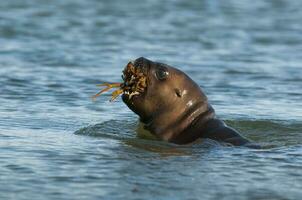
[{"x1": 122, "y1": 57, "x2": 213, "y2": 142}]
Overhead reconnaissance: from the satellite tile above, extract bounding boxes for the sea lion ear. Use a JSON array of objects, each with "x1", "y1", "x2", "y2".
[{"x1": 174, "y1": 88, "x2": 182, "y2": 97}]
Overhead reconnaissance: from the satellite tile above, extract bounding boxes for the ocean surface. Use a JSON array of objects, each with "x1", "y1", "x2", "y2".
[{"x1": 0, "y1": 0, "x2": 301, "y2": 199}]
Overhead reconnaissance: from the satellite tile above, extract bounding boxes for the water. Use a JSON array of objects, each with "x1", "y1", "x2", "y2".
[{"x1": 0, "y1": 0, "x2": 302, "y2": 199}]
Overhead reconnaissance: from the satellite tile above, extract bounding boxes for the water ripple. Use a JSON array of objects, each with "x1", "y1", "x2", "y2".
[{"x1": 1, "y1": 0, "x2": 302, "y2": 199}]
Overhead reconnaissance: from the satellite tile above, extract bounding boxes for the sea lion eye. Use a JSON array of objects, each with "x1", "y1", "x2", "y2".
[{"x1": 156, "y1": 68, "x2": 169, "y2": 80}]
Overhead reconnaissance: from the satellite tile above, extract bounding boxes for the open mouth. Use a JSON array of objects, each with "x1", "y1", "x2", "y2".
[
  {"x1": 92, "y1": 61, "x2": 147, "y2": 101},
  {"x1": 121, "y1": 61, "x2": 147, "y2": 99}
]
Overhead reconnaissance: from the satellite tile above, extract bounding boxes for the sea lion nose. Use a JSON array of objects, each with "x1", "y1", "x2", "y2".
[
  {"x1": 134, "y1": 57, "x2": 146, "y2": 67},
  {"x1": 134, "y1": 57, "x2": 150, "y2": 73}
]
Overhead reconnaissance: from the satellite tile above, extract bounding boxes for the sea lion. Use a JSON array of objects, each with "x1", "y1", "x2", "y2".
[{"x1": 122, "y1": 57, "x2": 255, "y2": 147}]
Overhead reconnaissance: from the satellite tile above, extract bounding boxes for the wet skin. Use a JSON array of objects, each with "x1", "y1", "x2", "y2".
[{"x1": 122, "y1": 57, "x2": 256, "y2": 147}]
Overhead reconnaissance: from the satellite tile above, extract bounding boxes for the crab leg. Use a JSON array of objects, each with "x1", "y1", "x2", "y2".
[
  {"x1": 96, "y1": 83, "x2": 121, "y2": 88},
  {"x1": 92, "y1": 83, "x2": 122, "y2": 100},
  {"x1": 110, "y1": 89, "x2": 123, "y2": 101}
]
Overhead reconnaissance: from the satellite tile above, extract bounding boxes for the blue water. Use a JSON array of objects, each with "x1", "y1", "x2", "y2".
[{"x1": 0, "y1": 0, "x2": 302, "y2": 199}]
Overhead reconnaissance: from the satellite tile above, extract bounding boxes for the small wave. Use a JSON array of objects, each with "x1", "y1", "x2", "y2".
[
  {"x1": 75, "y1": 118, "x2": 302, "y2": 149},
  {"x1": 225, "y1": 119, "x2": 302, "y2": 132},
  {"x1": 225, "y1": 119, "x2": 302, "y2": 147},
  {"x1": 74, "y1": 120, "x2": 226, "y2": 156},
  {"x1": 74, "y1": 119, "x2": 136, "y2": 139}
]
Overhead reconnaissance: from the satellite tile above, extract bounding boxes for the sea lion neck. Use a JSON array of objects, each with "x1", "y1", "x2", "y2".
[
  {"x1": 168, "y1": 105, "x2": 215, "y2": 144},
  {"x1": 143, "y1": 101, "x2": 215, "y2": 142}
]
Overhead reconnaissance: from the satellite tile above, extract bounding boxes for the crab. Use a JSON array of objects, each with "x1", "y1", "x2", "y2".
[{"x1": 92, "y1": 62, "x2": 147, "y2": 101}]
